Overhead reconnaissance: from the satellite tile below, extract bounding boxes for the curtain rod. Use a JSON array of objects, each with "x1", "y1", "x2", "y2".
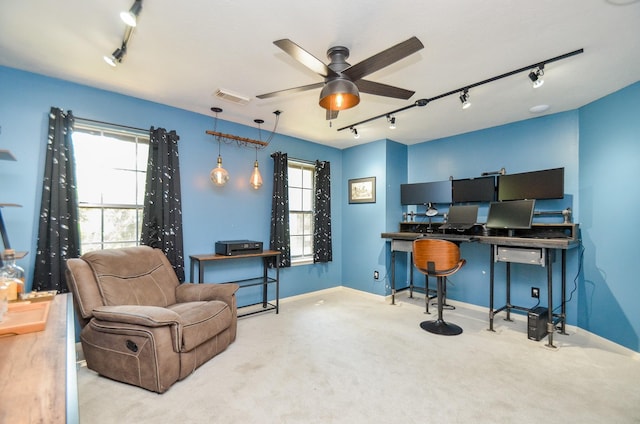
[
  {"x1": 289, "y1": 157, "x2": 317, "y2": 166},
  {"x1": 75, "y1": 116, "x2": 148, "y2": 134}
]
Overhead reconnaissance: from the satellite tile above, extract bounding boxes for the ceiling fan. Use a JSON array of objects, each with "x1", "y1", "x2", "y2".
[{"x1": 256, "y1": 37, "x2": 424, "y2": 120}]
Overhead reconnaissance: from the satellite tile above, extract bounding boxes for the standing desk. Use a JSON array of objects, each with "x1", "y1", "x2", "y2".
[
  {"x1": 381, "y1": 223, "x2": 579, "y2": 347},
  {"x1": 478, "y1": 228, "x2": 579, "y2": 348}
]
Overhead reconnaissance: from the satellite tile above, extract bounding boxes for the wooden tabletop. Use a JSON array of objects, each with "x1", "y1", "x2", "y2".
[
  {"x1": 190, "y1": 250, "x2": 282, "y2": 261},
  {"x1": 0, "y1": 294, "x2": 77, "y2": 423}
]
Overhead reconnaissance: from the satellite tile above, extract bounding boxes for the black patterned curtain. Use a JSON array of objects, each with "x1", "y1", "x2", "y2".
[
  {"x1": 269, "y1": 151, "x2": 291, "y2": 267},
  {"x1": 140, "y1": 127, "x2": 185, "y2": 281},
  {"x1": 313, "y1": 160, "x2": 332, "y2": 263},
  {"x1": 33, "y1": 107, "x2": 81, "y2": 293}
]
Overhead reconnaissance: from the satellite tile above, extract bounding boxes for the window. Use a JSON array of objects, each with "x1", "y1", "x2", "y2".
[
  {"x1": 72, "y1": 122, "x2": 149, "y2": 254},
  {"x1": 288, "y1": 160, "x2": 314, "y2": 264}
]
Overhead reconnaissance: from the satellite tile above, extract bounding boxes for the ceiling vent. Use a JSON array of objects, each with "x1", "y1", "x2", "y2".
[{"x1": 214, "y1": 89, "x2": 250, "y2": 105}]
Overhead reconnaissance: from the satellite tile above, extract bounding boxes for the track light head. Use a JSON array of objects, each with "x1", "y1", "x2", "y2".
[
  {"x1": 459, "y1": 89, "x2": 471, "y2": 110},
  {"x1": 103, "y1": 45, "x2": 126, "y2": 67},
  {"x1": 387, "y1": 115, "x2": 396, "y2": 129},
  {"x1": 351, "y1": 127, "x2": 360, "y2": 139},
  {"x1": 121, "y1": 0, "x2": 143, "y2": 27},
  {"x1": 528, "y1": 66, "x2": 545, "y2": 88}
]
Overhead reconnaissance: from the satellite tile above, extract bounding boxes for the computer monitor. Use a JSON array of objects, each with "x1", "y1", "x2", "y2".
[
  {"x1": 400, "y1": 180, "x2": 452, "y2": 205},
  {"x1": 486, "y1": 199, "x2": 536, "y2": 231},
  {"x1": 497, "y1": 167, "x2": 564, "y2": 201},
  {"x1": 452, "y1": 176, "x2": 496, "y2": 203}
]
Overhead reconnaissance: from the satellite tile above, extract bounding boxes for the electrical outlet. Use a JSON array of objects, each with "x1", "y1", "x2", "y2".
[
  {"x1": 373, "y1": 271, "x2": 379, "y2": 280},
  {"x1": 531, "y1": 287, "x2": 540, "y2": 299}
]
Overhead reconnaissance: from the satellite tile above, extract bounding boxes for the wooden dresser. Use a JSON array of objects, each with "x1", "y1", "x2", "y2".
[{"x1": 0, "y1": 293, "x2": 79, "y2": 423}]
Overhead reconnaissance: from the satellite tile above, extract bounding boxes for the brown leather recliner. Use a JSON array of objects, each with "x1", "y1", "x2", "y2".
[{"x1": 66, "y1": 246, "x2": 239, "y2": 393}]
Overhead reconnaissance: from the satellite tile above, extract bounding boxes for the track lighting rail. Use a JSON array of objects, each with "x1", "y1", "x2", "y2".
[{"x1": 337, "y1": 48, "x2": 584, "y2": 133}]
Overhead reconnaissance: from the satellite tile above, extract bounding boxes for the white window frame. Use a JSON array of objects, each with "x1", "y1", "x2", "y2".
[
  {"x1": 288, "y1": 160, "x2": 315, "y2": 265},
  {"x1": 72, "y1": 121, "x2": 149, "y2": 254}
]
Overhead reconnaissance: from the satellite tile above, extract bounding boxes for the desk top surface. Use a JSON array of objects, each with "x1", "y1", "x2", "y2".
[
  {"x1": 381, "y1": 231, "x2": 579, "y2": 249},
  {"x1": 190, "y1": 250, "x2": 281, "y2": 261}
]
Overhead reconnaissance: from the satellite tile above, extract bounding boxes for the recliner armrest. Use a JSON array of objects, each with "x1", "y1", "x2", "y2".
[
  {"x1": 92, "y1": 305, "x2": 182, "y2": 327},
  {"x1": 176, "y1": 283, "x2": 239, "y2": 307},
  {"x1": 92, "y1": 305, "x2": 183, "y2": 352}
]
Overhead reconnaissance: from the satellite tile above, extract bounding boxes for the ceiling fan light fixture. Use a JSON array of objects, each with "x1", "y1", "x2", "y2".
[
  {"x1": 319, "y1": 78, "x2": 360, "y2": 111},
  {"x1": 121, "y1": 0, "x2": 143, "y2": 27}
]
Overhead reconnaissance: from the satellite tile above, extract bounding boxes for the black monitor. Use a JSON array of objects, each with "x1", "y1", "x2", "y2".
[
  {"x1": 452, "y1": 176, "x2": 496, "y2": 202},
  {"x1": 497, "y1": 167, "x2": 564, "y2": 201},
  {"x1": 486, "y1": 199, "x2": 536, "y2": 230},
  {"x1": 400, "y1": 180, "x2": 452, "y2": 205}
]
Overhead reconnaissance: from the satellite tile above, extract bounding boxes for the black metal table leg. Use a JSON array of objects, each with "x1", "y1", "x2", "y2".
[{"x1": 545, "y1": 248, "x2": 557, "y2": 348}]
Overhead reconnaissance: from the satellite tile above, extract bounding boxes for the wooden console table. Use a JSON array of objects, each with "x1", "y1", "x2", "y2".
[
  {"x1": 0, "y1": 293, "x2": 79, "y2": 423},
  {"x1": 189, "y1": 250, "x2": 281, "y2": 317}
]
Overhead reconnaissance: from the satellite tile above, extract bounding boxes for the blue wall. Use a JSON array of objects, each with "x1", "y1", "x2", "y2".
[
  {"x1": 579, "y1": 82, "x2": 640, "y2": 350},
  {"x1": 0, "y1": 66, "x2": 342, "y2": 306},
  {"x1": 2, "y1": 65, "x2": 639, "y2": 352},
  {"x1": 341, "y1": 139, "x2": 389, "y2": 295},
  {"x1": 341, "y1": 139, "x2": 409, "y2": 296},
  {"x1": 400, "y1": 112, "x2": 581, "y2": 322}
]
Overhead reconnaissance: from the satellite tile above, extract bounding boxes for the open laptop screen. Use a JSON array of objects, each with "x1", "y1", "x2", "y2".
[{"x1": 447, "y1": 205, "x2": 479, "y2": 225}]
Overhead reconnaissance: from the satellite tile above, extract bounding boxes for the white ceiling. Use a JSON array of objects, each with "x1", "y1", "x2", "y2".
[{"x1": 1, "y1": 0, "x2": 639, "y2": 149}]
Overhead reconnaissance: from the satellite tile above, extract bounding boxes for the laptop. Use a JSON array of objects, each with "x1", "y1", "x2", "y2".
[{"x1": 439, "y1": 205, "x2": 479, "y2": 231}]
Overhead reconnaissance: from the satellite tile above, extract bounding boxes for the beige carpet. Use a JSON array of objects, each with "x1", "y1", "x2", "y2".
[{"x1": 77, "y1": 287, "x2": 640, "y2": 423}]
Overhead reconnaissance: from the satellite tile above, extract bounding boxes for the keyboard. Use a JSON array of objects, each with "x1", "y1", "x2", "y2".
[{"x1": 418, "y1": 233, "x2": 476, "y2": 242}]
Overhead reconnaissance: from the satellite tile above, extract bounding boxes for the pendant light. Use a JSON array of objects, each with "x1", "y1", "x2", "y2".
[
  {"x1": 249, "y1": 120, "x2": 264, "y2": 189},
  {"x1": 250, "y1": 147, "x2": 263, "y2": 189},
  {"x1": 210, "y1": 144, "x2": 230, "y2": 186},
  {"x1": 210, "y1": 107, "x2": 229, "y2": 186}
]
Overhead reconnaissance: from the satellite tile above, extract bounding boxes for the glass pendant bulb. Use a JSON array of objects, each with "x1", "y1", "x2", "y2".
[
  {"x1": 210, "y1": 155, "x2": 230, "y2": 186},
  {"x1": 250, "y1": 160, "x2": 263, "y2": 189}
]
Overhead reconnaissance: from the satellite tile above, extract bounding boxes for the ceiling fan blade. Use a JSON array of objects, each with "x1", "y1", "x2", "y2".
[
  {"x1": 326, "y1": 109, "x2": 339, "y2": 120},
  {"x1": 256, "y1": 82, "x2": 324, "y2": 99},
  {"x1": 343, "y1": 36, "x2": 424, "y2": 82},
  {"x1": 355, "y1": 80, "x2": 415, "y2": 100},
  {"x1": 273, "y1": 39, "x2": 339, "y2": 78}
]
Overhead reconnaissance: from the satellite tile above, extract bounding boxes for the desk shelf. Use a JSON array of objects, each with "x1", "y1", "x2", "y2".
[{"x1": 189, "y1": 250, "x2": 281, "y2": 318}]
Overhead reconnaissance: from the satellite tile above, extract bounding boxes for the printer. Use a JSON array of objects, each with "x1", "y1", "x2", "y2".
[{"x1": 215, "y1": 240, "x2": 263, "y2": 256}]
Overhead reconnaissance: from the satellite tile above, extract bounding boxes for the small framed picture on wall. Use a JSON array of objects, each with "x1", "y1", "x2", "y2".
[{"x1": 348, "y1": 177, "x2": 376, "y2": 204}]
